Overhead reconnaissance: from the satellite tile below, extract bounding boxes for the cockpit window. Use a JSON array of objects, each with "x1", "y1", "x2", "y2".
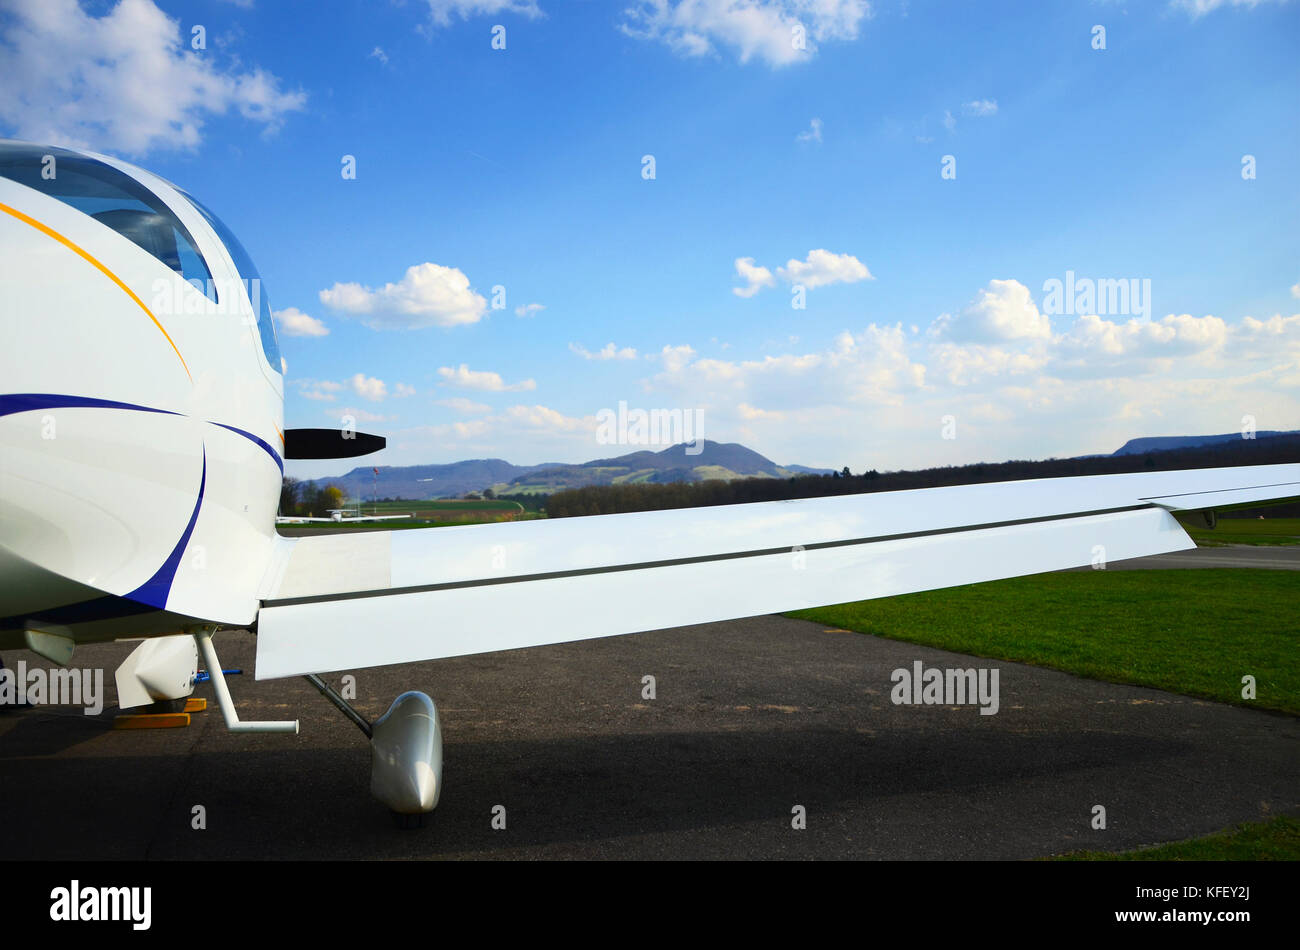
[
  {"x1": 179, "y1": 190, "x2": 281, "y2": 374},
  {"x1": 0, "y1": 141, "x2": 217, "y2": 302}
]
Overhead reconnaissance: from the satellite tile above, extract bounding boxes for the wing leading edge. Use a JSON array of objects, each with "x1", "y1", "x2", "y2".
[{"x1": 253, "y1": 463, "x2": 1299, "y2": 679}]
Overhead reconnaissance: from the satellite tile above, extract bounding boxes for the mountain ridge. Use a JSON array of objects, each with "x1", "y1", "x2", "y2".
[
  {"x1": 297, "y1": 431, "x2": 1299, "y2": 500},
  {"x1": 299, "y1": 440, "x2": 832, "y2": 499}
]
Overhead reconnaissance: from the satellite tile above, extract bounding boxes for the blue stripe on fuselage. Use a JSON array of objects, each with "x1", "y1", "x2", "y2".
[
  {"x1": 0, "y1": 393, "x2": 181, "y2": 418},
  {"x1": 125, "y1": 448, "x2": 206, "y2": 610},
  {"x1": 0, "y1": 594, "x2": 156, "y2": 631},
  {"x1": 0, "y1": 393, "x2": 282, "y2": 612},
  {"x1": 0, "y1": 393, "x2": 283, "y2": 470},
  {"x1": 211, "y1": 422, "x2": 284, "y2": 474}
]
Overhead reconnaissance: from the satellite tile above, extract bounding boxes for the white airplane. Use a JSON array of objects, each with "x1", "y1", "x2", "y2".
[
  {"x1": 276, "y1": 508, "x2": 414, "y2": 524},
  {"x1": 1, "y1": 138, "x2": 1297, "y2": 820}
]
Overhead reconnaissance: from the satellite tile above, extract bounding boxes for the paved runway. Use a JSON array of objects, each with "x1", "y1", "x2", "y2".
[
  {"x1": 2, "y1": 570, "x2": 1296, "y2": 859},
  {"x1": 1075, "y1": 544, "x2": 1300, "y2": 571}
]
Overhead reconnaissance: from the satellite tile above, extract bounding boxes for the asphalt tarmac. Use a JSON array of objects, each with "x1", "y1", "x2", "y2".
[
  {"x1": 1068, "y1": 544, "x2": 1300, "y2": 571},
  {"x1": 1, "y1": 545, "x2": 1295, "y2": 860}
]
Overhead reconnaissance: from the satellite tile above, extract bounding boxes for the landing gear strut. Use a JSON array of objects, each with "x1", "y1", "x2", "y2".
[{"x1": 137, "y1": 627, "x2": 443, "y2": 822}]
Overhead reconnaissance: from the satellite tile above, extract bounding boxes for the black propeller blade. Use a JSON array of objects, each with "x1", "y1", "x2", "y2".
[{"x1": 283, "y1": 428, "x2": 386, "y2": 460}]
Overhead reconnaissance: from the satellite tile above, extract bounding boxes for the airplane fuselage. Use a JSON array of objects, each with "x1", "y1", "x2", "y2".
[{"x1": 0, "y1": 141, "x2": 284, "y2": 647}]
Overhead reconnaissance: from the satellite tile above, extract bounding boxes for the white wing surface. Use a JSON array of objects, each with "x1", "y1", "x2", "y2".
[{"x1": 253, "y1": 463, "x2": 1299, "y2": 679}]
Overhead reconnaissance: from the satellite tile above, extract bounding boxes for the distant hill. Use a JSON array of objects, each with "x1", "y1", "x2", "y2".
[
  {"x1": 494, "y1": 440, "x2": 814, "y2": 493},
  {"x1": 546, "y1": 432, "x2": 1300, "y2": 518},
  {"x1": 1112, "y1": 431, "x2": 1298, "y2": 456},
  {"x1": 304, "y1": 458, "x2": 554, "y2": 500},
  {"x1": 300, "y1": 440, "x2": 832, "y2": 499},
  {"x1": 493, "y1": 440, "x2": 822, "y2": 493},
  {"x1": 300, "y1": 430, "x2": 1299, "y2": 501}
]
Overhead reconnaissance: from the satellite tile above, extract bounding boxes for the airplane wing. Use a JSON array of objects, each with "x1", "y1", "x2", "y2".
[{"x1": 253, "y1": 463, "x2": 1299, "y2": 679}]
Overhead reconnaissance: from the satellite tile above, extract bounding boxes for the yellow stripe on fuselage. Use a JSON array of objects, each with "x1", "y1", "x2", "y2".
[{"x1": 0, "y1": 201, "x2": 192, "y2": 382}]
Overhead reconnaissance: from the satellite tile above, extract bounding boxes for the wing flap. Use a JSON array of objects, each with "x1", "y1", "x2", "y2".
[{"x1": 255, "y1": 505, "x2": 1190, "y2": 678}]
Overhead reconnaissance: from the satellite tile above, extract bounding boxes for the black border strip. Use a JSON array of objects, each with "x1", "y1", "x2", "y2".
[{"x1": 263, "y1": 502, "x2": 1155, "y2": 609}]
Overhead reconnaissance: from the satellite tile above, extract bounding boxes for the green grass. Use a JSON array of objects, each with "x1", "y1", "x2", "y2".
[
  {"x1": 691, "y1": 464, "x2": 752, "y2": 481},
  {"x1": 279, "y1": 511, "x2": 547, "y2": 533},
  {"x1": 280, "y1": 520, "x2": 441, "y2": 531},
  {"x1": 1053, "y1": 815, "x2": 1300, "y2": 860},
  {"x1": 488, "y1": 483, "x2": 552, "y2": 496},
  {"x1": 366, "y1": 499, "x2": 523, "y2": 511},
  {"x1": 1180, "y1": 516, "x2": 1300, "y2": 547},
  {"x1": 787, "y1": 570, "x2": 1299, "y2": 714},
  {"x1": 611, "y1": 469, "x2": 658, "y2": 484}
]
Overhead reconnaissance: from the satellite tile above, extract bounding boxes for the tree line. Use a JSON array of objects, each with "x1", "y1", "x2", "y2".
[
  {"x1": 544, "y1": 435, "x2": 1300, "y2": 518},
  {"x1": 280, "y1": 477, "x2": 344, "y2": 516},
  {"x1": 278, "y1": 480, "x2": 551, "y2": 516}
]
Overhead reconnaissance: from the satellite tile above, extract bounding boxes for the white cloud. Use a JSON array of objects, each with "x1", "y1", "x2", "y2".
[
  {"x1": 437, "y1": 363, "x2": 536, "y2": 391},
  {"x1": 932, "y1": 100, "x2": 996, "y2": 137},
  {"x1": 369, "y1": 46, "x2": 389, "y2": 66},
  {"x1": 424, "y1": 0, "x2": 543, "y2": 26},
  {"x1": 389, "y1": 404, "x2": 600, "y2": 463},
  {"x1": 657, "y1": 344, "x2": 698, "y2": 373},
  {"x1": 1231, "y1": 313, "x2": 1300, "y2": 359},
  {"x1": 0, "y1": 0, "x2": 305, "y2": 156},
  {"x1": 738, "y1": 402, "x2": 786, "y2": 421},
  {"x1": 570, "y1": 342, "x2": 639, "y2": 360},
  {"x1": 1291, "y1": 282, "x2": 1300, "y2": 299},
  {"x1": 1056, "y1": 313, "x2": 1227, "y2": 362},
  {"x1": 734, "y1": 250, "x2": 871, "y2": 297},
  {"x1": 620, "y1": 0, "x2": 873, "y2": 67},
  {"x1": 515, "y1": 302, "x2": 546, "y2": 318},
  {"x1": 350, "y1": 373, "x2": 388, "y2": 401},
  {"x1": 649, "y1": 324, "x2": 925, "y2": 410},
  {"x1": 502, "y1": 404, "x2": 588, "y2": 431},
  {"x1": 294, "y1": 294, "x2": 1300, "y2": 476},
  {"x1": 319, "y1": 262, "x2": 487, "y2": 330},
  {"x1": 297, "y1": 376, "x2": 418, "y2": 404},
  {"x1": 929, "y1": 342, "x2": 1048, "y2": 386},
  {"x1": 776, "y1": 249, "x2": 873, "y2": 289},
  {"x1": 925, "y1": 284, "x2": 1296, "y2": 391},
  {"x1": 929, "y1": 279, "x2": 1051, "y2": 342},
  {"x1": 293, "y1": 379, "x2": 343, "y2": 401},
  {"x1": 274, "y1": 307, "x2": 328, "y2": 337},
  {"x1": 325, "y1": 406, "x2": 388, "y2": 424},
  {"x1": 631, "y1": 299, "x2": 1300, "y2": 476},
  {"x1": 732, "y1": 257, "x2": 776, "y2": 297},
  {"x1": 1171, "y1": 0, "x2": 1289, "y2": 16},
  {"x1": 962, "y1": 99, "x2": 998, "y2": 117},
  {"x1": 436, "y1": 396, "x2": 491, "y2": 413},
  {"x1": 796, "y1": 117, "x2": 823, "y2": 143}
]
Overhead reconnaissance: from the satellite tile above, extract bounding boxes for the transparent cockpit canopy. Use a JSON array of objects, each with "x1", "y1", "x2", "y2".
[
  {"x1": 0, "y1": 141, "x2": 217, "y2": 302},
  {"x1": 179, "y1": 189, "x2": 281, "y2": 373}
]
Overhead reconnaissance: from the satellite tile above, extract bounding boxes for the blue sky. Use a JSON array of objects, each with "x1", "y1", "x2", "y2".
[{"x1": 2, "y1": 0, "x2": 1298, "y2": 481}]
